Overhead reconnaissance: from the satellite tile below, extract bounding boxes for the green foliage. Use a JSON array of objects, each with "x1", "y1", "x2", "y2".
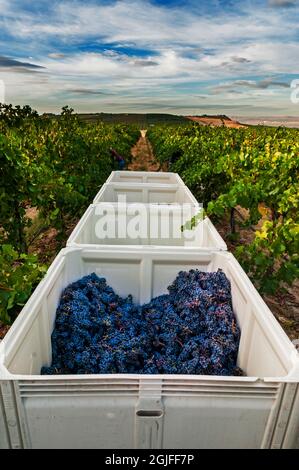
[
  {"x1": 0, "y1": 244, "x2": 47, "y2": 324},
  {"x1": 0, "y1": 132, "x2": 39, "y2": 251},
  {"x1": 149, "y1": 124, "x2": 299, "y2": 293},
  {"x1": 0, "y1": 103, "x2": 39, "y2": 128},
  {"x1": 181, "y1": 209, "x2": 206, "y2": 232},
  {"x1": 0, "y1": 104, "x2": 139, "y2": 250}
]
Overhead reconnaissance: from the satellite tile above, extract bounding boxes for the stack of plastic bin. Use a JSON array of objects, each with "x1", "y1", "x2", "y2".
[
  {"x1": 87, "y1": 170, "x2": 227, "y2": 250},
  {"x1": 0, "y1": 171, "x2": 298, "y2": 449}
]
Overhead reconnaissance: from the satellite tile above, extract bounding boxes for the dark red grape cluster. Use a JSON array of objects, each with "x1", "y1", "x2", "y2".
[{"x1": 41, "y1": 270, "x2": 243, "y2": 376}]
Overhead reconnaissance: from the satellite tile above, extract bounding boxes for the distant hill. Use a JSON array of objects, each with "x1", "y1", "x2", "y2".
[
  {"x1": 77, "y1": 113, "x2": 190, "y2": 126},
  {"x1": 42, "y1": 112, "x2": 246, "y2": 128}
]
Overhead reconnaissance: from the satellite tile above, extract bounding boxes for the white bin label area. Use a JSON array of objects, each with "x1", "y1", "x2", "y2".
[
  {"x1": 0, "y1": 248, "x2": 298, "y2": 449},
  {"x1": 67, "y1": 203, "x2": 227, "y2": 250},
  {"x1": 94, "y1": 201, "x2": 197, "y2": 241}
]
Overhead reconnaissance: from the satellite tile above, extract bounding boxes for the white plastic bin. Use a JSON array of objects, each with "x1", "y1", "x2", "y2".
[
  {"x1": 93, "y1": 182, "x2": 198, "y2": 205},
  {"x1": 66, "y1": 203, "x2": 227, "y2": 250},
  {"x1": 0, "y1": 248, "x2": 298, "y2": 449},
  {"x1": 106, "y1": 171, "x2": 185, "y2": 186}
]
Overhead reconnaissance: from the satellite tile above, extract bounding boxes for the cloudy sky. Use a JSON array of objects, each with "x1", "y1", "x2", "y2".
[{"x1": 0, "y1": 0, "x2": 298, "y2": 115}]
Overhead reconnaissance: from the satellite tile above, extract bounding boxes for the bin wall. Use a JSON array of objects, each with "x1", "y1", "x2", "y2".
[{"x1": 1, "y1": 377, "x2": 298, "y2": 448}]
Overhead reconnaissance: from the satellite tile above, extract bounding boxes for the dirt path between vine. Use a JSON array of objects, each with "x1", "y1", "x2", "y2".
[{"x1": 129, "y1": 130, "x2": 160, "y2": 171}]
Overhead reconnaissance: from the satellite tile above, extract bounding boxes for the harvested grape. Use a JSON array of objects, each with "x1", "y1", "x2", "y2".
[{"x1": 41, "y1": 270, "x2": 242, "y2": 376}]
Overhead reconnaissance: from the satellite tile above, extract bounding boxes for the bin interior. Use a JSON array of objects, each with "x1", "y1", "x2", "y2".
[
  {"x1": 68, "y1": 205, "x2": 225, "y2": 249},
  {"x1": 108, "y1": 171, "x2": 181, "y2": 185},
  {"x1": 2, "y1": 250, "x2": 294, "y2": 380},
  {"x1": 94, "y1": 183, "x2": 197, "y2": 205}
]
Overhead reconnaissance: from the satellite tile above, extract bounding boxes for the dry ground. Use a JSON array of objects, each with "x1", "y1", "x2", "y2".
[
  {"x1": 128, "y1": 130, "x2": 160, "y2": 171},
  {"x1": 186, "y1": 116, "x2": 246, "y2": 128}
]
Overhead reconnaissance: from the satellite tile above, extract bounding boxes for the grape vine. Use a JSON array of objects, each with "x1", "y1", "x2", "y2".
[{"x1": 148, "y1": 124, "x2": 299, "y2": 295}]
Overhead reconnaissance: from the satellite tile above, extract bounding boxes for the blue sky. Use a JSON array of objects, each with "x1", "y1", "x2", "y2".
[{"x1": 0, "y1": 0, "x2": 299, "y2": 116}]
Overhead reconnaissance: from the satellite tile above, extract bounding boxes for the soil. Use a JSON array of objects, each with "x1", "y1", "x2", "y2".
[
  {"x1": 129, "y1": 130, "x2": 160, "y2": 171},
  {"x1": 0, "y1": 323, "x2": 10, "y2": 340},
  {"x1": 186, "y1": 116, "x2": 246, "y2": 128},
  {"x1": 25, "y1": 206, "x2": 39, "y2": 220},
  {"x1": 29, "y1": 227, "x2": 62, "y2": 263},
  {"x1": 28, "y1": 217, "x2": 80, "y2": 265}
]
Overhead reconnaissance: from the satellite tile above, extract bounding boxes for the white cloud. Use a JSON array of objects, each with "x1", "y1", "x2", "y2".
[
  {"x1": 1, "y1": 0, "x2": 297, "y2": 47},
  {"x1": 212, "y1": 78, "x2": 290, "y2": 94}
]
